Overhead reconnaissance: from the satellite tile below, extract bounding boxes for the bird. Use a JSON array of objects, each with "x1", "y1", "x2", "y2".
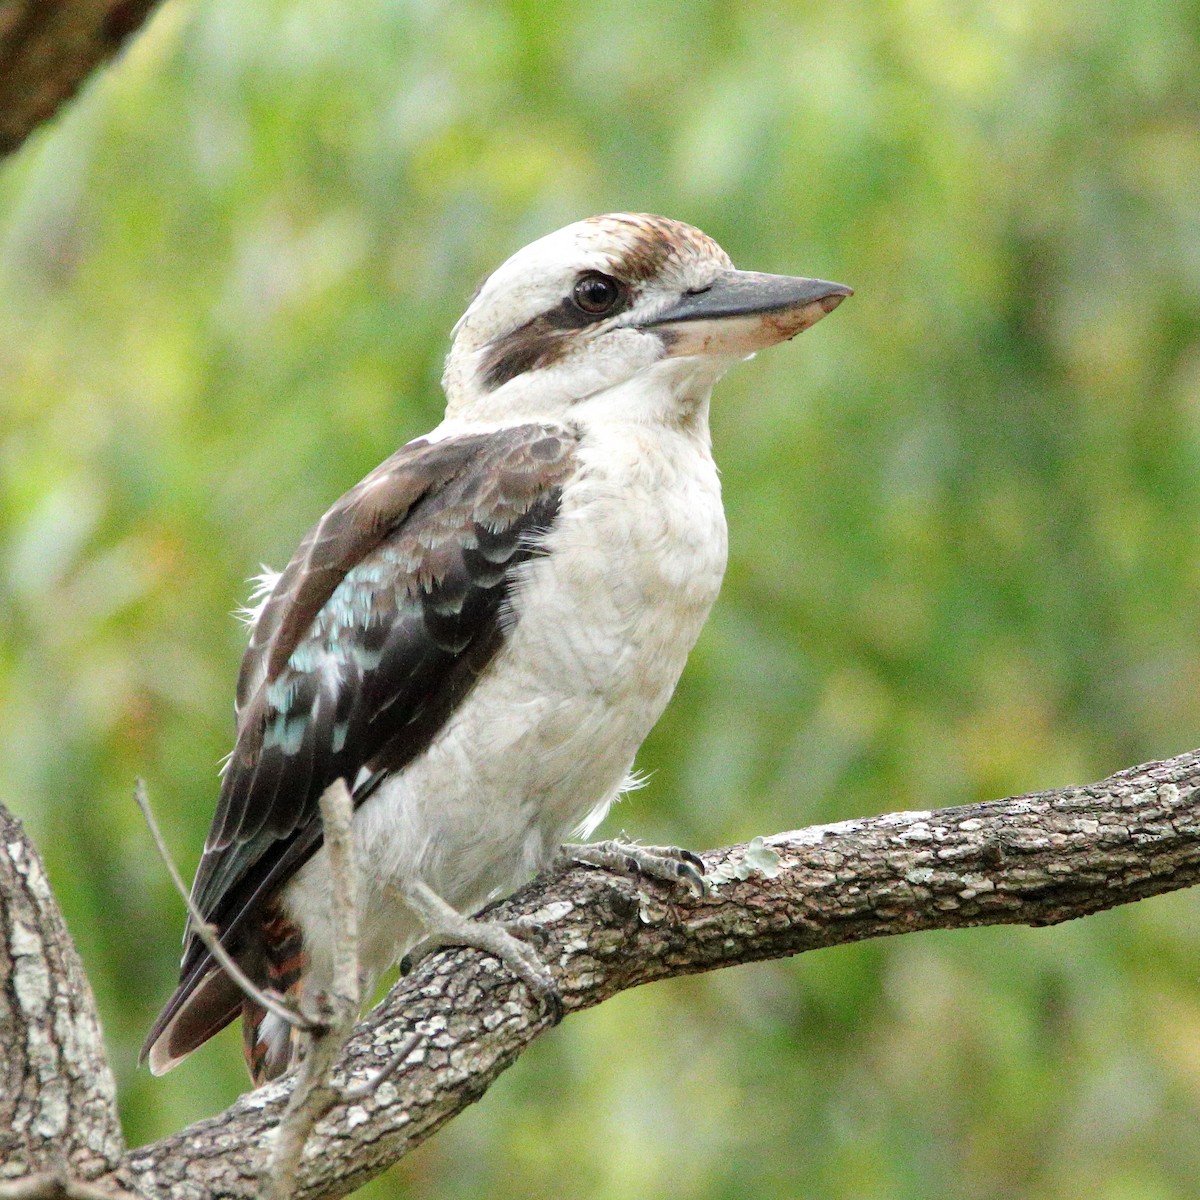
[{"x1": 142, "y1": 212, "x2": 850, "y2": 1083}]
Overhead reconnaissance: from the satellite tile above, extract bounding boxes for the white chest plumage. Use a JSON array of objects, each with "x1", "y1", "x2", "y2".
[{"x1": 282, "y1": 411, "x2": 727, "y2": 994}]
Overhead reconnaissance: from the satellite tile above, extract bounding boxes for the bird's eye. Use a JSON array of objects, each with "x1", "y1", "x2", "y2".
[{"x1": 571, "y1": 272, "x2": 623, "y2": 317}]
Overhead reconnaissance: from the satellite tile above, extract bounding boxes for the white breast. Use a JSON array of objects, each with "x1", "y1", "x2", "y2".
[
  {"x1": 282, "y1": 408, "x2": 728, "y2": 992},
  {"x1": 494, "y1": 412, "x2": 729, "y2": 833}
]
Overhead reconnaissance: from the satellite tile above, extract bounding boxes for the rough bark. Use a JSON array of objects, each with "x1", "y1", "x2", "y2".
[
  {"x1": 2, "y1": 745, "x2": 1186, "y2": 1198},
  {"x1": 0, "y1": 0, "x2": 164, "y2": 157},
  {"x1": 2, "y1": 749, "x2": 1198, "y2": 1194},
  {"x1": 0, "y1": 807, "x2": 124, "y2": 1181}
]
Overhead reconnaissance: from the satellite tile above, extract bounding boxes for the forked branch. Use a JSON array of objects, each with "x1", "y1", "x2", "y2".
[
  {"x1": 81, "y1": 746, "x2": 1200, "y2": 1200},
  {"x1": 5, "y1": 749, "x2": 1200, "y2": 1196}
]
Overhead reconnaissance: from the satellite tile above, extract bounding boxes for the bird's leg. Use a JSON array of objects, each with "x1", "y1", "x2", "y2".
[
  {"x1": 560, "y1": 838, "x2": 708, "y2": 897},
  {"x1": 393, "y1": 880, "x2": 562, "y2": 1023}
]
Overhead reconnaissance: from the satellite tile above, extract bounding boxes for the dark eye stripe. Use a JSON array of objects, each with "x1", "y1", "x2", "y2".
[
  {"x1": 546, "y1": 298, "x2": 606, "y2": 330},
  {"x1": 479, "y1": 281, "x2": 633, "y2": 391},
  {"x1": 480, "y1": 312, "x2": 572, "y2": 390}
]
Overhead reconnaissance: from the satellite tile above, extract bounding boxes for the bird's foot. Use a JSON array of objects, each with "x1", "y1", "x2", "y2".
[
  {"x1": 395, "y1": 881, "x2": 562, "y2": 1024},
  {"x1": 561, "y1": 838, "x2": 708, "y2": 897}
]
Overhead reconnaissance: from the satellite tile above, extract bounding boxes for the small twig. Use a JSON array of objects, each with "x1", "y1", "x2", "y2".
[
  {"x1": 264, "y1": 778, "x2": 360, "y2": 1200},
  {"x1": 341, "y1": 1028, "x2": 423, "y2": 1102},
  {"x1": 325, "y1": 778, "x2": 360, "y2": 1019},
  {"x1": 133, "y1": 778, "x2": 313, "y2": 1033}
]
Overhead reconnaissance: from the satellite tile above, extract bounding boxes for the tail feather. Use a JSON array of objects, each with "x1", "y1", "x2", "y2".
[
  {"x1": 241, "y1": 1000, "x2": 273, "y2": 1085},
  {"x1": 243, "y1": 1002, "x2": 302, "y2": 1085},
  {"x1": 143, "y1": 966, "x2": 242, "y2": 1076},
  {"x1": 143, "y1": 903, "x2": 308, "y2": 1083},
  {"x1": 243, "y1": 909, "x2": 309, "y2": 1085}
]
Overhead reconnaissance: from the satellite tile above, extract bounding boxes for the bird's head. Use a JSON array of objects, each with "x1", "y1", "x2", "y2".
[{"x1": 442, "y1": 213, "x2": 850, "y2": 428}]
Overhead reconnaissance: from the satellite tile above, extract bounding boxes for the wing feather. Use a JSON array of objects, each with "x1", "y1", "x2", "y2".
[{"x1": 144, "y1": 423, "x2": 578, "y2": 1064}]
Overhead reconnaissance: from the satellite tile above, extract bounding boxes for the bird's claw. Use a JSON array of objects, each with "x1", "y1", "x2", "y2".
[
  {"x1": 394, "y1": 882, "x2": 562, "y2": 1024},
  {"x1": 562, "y1": 839, "x2": 708, "y2": 897}
]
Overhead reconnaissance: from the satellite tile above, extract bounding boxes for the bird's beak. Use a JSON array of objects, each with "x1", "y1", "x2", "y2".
[{"x1": 645, "y1": 270, "x2": 852, "y2": 358}]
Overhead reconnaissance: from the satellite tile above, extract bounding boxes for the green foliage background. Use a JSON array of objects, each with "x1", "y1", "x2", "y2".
[{"x1": 4, "y1": 1, "x2": 1200, "y2": 1195}]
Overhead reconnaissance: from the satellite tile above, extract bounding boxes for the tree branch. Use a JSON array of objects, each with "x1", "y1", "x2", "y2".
[
  {"x1": 81, "y1": 746, "x2": 1199, "y2": 1199},
  {"x1": 0, "y1": 0, "x2": 165, "y2": 157},
  {"x1": 0, "y1": 806, "x2": 123, "y2": 1182},
  {"x1": 4, "y1": 749, "x2": 1198, "y2": 1194}
]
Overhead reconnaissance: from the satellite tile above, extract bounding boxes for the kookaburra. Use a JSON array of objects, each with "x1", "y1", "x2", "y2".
[{"x1": 143, "y1": 213, "x2": 850, "y2": 1082}]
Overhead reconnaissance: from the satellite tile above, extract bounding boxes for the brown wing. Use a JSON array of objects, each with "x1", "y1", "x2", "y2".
[{"x1": 142, "y1": 422, "x2": 578, "y2": 1068}]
